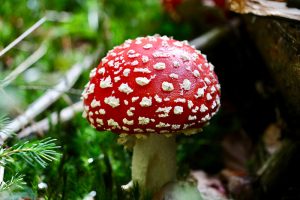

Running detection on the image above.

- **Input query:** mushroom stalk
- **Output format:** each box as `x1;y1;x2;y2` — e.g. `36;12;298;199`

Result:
132;133;176;194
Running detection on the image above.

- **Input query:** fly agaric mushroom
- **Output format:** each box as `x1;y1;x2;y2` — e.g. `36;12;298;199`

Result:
82;35;221;193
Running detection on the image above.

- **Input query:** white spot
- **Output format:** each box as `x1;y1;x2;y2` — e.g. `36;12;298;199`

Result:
180;53;190;62
96;118;104;125
164;97;170;101
123;118;134;125
104;96;120;108
114;76;121;82
108;60;114;67
89;117;94;124
135;39;142;44
191;53;199;61
142;55;149;63
192;106;199;113
209;63;215;71
153;52;170;58
173;41;183;47
124;100;129;105
146;129;155;132
193;70;200;77
100;76;113;88
114;67;123;75
127;107;135;116
118;83;133;94
89;68;97;78
204;77;211;84
216;95;220;105
174;106;183;115
138;117;151;125
156;107;172;114
91;99;101;108
107;119;119;128
131;60;139;66
143;43;153;49
129;53;140;58
171;124;181;130
156;122;171;128
122;126;129;131
211;101;217;109
99;109;106;115
133;68;151;73
206;93;212;100
132;97;139;102
102;57;108;64
210;86;216;93
82;111;87;118
136;77;151;86
201;114;211;122
153;62;166;70
87;83;95;94
169;73;179;79
180;79;191;91
188;100;194;109
154;95;162;103
173;61;180;68
188;115;197;121
134;128;144;133
195;88;205;98
140;97;152;107
200;104;208;113
162;82;174;91
174;98;186;103
123;68;130;77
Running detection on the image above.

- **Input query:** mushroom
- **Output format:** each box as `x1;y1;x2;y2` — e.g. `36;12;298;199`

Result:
82;35;221;194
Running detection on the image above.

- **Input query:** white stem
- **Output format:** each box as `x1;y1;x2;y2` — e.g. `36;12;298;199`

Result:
132;134;176;194
0;166;4;185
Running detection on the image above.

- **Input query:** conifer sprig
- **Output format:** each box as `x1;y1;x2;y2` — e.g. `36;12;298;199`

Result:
0;138;61;168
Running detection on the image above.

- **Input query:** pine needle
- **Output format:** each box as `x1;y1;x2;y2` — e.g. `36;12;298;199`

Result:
0;174;25;192
0;138;61;168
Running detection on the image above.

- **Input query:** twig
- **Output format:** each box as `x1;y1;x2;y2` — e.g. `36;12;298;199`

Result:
0;17;47;57
18;101;83;138
189;18;240;49
1;44;47;88
0;52;98;144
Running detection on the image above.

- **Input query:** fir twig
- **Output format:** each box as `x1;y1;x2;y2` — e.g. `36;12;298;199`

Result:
0;138;61;168
0;174;25;192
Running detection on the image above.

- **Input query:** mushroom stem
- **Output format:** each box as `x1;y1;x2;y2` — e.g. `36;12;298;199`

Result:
132;133;176;194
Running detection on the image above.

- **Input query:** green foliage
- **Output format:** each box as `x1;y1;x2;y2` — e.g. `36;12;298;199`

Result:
0;138;60;168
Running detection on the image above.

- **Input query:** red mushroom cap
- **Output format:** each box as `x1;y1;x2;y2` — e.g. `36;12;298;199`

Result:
82;35;220;135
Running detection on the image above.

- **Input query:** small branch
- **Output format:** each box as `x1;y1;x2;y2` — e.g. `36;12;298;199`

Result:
189;18;240;49
1;44;47;88
18;101;83;138
0;52;98;144
0;17;47;57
